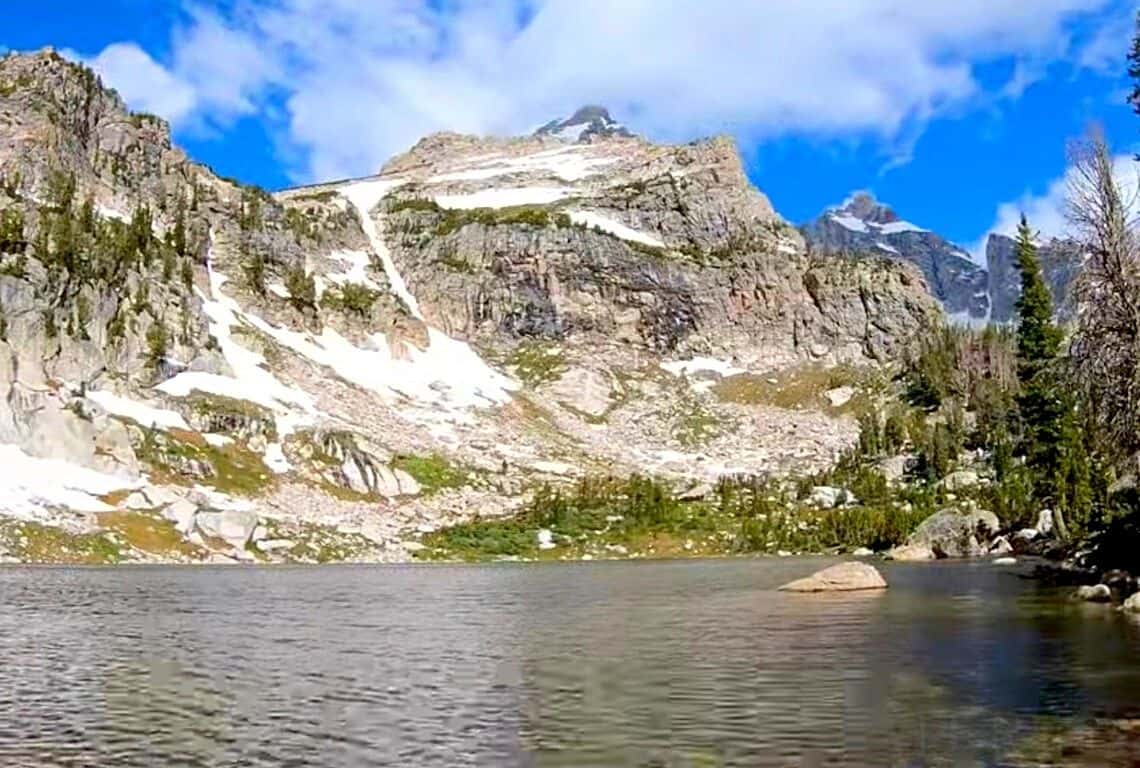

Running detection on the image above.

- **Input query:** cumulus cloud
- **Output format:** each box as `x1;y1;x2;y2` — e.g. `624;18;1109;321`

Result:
84;42;197;124
970;150;1140;263
78;0;1121;181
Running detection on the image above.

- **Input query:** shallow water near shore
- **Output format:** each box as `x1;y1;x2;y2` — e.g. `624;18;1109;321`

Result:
2;558;1139;766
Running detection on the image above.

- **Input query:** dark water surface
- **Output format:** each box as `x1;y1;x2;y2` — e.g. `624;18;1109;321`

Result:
2;559;1139;767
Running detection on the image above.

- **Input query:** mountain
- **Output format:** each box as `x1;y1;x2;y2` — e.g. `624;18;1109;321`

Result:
985;233;1084;323
533;105;634;142
0;50;938;564
802;193;990;322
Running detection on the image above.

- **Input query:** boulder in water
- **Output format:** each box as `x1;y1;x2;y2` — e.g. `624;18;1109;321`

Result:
778;562;887;592
904;508;1000;559
885;544;935;561
1074;584;1112;603
1123;592;1140;613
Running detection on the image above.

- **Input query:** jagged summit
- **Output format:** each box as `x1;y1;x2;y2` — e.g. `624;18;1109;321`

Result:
836;192;902;226
533;105;634;143
802;193;989;322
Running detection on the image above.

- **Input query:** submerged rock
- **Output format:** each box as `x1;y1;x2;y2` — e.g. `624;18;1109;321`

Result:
885;544;936;562
1124;593;1140;613
778;562;888;592
1074;584;1112;603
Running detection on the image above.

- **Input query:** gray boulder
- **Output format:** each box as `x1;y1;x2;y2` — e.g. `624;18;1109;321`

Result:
194;509;259;547
905;508;1000;559
885;544;936;562
808;486;856;509
1074;584;1112;603
940;470;981;492
161;499;198;535
779;562;888;592
1124;592;1140;614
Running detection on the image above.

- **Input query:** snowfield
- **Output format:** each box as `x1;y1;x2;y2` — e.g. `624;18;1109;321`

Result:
0;443;139;518
433;187;573;210
568;211;666;248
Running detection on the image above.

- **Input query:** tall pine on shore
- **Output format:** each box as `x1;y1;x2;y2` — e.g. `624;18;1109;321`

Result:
1013;215;1089;533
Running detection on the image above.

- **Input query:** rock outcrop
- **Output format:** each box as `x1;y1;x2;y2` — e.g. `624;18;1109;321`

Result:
985;233;1083;323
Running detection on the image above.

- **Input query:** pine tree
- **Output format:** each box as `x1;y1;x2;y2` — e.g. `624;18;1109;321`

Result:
1013;215;1068;515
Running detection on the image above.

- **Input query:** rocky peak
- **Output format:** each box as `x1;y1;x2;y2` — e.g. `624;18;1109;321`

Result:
801;193;989;322
533;104;634;143
985;233;1084;323
837;192;900;226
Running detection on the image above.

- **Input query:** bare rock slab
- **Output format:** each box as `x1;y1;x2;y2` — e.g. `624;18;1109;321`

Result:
778;562;888;593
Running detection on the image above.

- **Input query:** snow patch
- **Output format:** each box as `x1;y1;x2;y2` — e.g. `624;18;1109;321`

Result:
0;443;139;518
240;317;516;411
553;122;588;142
157;260;319;459
340;178;420;318
568;211;666;248
830;213;869;233
86;390;189;431
661;357;746;379
434;187;573;210
429;147;618;183
875;241;900;254
325;249;382;290
662;357;746;391
877;220;927;235
96;204;129;222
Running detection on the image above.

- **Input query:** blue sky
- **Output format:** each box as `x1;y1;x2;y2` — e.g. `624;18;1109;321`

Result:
4;0;1138;253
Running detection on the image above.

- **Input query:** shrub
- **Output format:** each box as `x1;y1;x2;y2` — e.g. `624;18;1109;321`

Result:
284;264;316;311
321;281;379;317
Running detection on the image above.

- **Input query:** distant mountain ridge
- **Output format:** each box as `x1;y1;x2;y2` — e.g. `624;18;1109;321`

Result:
801;193;990;322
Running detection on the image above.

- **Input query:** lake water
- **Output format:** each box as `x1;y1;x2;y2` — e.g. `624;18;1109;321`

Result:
2;559;1139;767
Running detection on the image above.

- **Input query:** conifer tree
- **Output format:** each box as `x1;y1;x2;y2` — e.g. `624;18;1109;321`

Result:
1013;215;1068;515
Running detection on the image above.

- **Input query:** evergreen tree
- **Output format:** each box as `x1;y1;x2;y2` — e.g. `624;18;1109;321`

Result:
1013;215;1067;513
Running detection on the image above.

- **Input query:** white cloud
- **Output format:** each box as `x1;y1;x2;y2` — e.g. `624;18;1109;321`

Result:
84;42;197;124
77;0;1119;181
970;151;1140;263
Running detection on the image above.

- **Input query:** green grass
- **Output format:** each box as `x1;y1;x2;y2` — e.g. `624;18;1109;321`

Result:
391;453;471;493
507;342;566;387
416;472;932;562
0;519;122;564
135;427;275;496
262;519;378;563
98;510;201;558
672;400;724;447
711;364;867;412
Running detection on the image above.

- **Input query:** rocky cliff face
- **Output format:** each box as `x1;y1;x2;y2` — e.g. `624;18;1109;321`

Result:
802;193;990;323
985;233;1083;323
0;60;938;564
